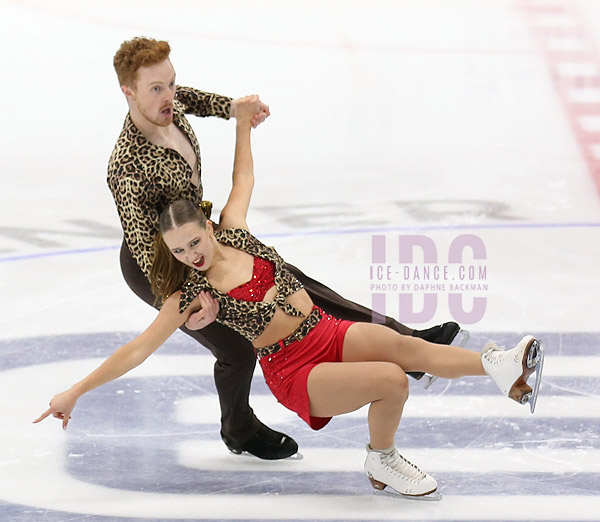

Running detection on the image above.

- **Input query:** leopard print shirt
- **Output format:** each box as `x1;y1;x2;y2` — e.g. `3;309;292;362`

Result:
107;86;232;278
179;228;305;342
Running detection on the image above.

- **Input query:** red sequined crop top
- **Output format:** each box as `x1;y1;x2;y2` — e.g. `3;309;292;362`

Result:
179;228;305;342
227;256;275;301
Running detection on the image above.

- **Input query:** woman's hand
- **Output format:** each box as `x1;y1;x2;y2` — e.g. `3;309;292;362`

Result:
185;291;220;330
33;388;80;430
230;95;269;128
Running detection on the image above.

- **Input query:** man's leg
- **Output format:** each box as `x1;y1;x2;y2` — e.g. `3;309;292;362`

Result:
119;242;298;459
286;263;461;379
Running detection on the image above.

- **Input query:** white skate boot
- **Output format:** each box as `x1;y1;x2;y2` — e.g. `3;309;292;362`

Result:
481;335;545;413
364;445;439;500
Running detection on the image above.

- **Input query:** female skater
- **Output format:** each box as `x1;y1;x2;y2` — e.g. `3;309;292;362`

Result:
35;96;542;498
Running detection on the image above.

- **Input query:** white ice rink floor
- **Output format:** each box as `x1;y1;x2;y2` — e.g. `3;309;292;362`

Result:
1;0;600;520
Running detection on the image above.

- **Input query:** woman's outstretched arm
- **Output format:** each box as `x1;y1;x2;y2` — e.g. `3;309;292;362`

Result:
33;292;201;429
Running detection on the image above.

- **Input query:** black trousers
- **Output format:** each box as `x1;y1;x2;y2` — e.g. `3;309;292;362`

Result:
119;241;416;444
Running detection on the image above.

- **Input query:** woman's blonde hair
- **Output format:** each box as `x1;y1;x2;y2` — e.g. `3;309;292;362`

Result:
150;200;208;304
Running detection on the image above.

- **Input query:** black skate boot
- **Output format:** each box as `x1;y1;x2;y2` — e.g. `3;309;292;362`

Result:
410;322;469;384
412;321;461;345
221;423;300;460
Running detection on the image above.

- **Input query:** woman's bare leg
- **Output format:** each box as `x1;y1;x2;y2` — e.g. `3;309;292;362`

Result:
342;322;485;379
308;322;486;448
307;361;408;449
306;324;440;496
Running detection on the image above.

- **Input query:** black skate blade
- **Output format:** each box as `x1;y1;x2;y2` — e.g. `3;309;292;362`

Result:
528;341;545;414
227;449;304;460
374;488;442;502
423;329;470;389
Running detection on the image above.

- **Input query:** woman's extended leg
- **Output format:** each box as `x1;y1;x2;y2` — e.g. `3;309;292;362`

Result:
341;322;485;379
341;323;542;408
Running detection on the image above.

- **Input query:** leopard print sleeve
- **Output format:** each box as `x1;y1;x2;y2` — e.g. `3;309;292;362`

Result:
175;86;232;119
108;173;159;278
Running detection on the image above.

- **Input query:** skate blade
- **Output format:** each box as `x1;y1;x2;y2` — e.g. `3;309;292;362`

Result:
228;449;304;461
374;488;442;502
528;341;545;414
422;373;437;389
423;329;470;389
455;328;470;348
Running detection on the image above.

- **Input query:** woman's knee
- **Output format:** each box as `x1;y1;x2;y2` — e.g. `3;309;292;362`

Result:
376;362;409;401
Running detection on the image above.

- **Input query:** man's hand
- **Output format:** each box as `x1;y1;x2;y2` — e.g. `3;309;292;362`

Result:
185;291;220;330
230;95;270;128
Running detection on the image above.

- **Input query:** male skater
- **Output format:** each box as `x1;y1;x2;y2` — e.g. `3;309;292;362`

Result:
108;37;460;460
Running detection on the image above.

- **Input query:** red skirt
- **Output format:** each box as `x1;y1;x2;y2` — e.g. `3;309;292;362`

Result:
258;307;354;430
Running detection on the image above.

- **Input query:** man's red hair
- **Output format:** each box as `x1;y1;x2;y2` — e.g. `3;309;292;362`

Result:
113;37;171;87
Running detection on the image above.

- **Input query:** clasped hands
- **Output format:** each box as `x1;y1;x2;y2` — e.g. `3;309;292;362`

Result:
230;94;270;128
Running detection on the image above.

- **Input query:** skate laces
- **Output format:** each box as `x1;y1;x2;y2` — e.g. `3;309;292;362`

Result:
380;449;426;482
482;342;506;365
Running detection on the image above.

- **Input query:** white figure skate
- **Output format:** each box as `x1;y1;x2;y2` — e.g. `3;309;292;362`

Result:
481;335;545;413
364;446;440;500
